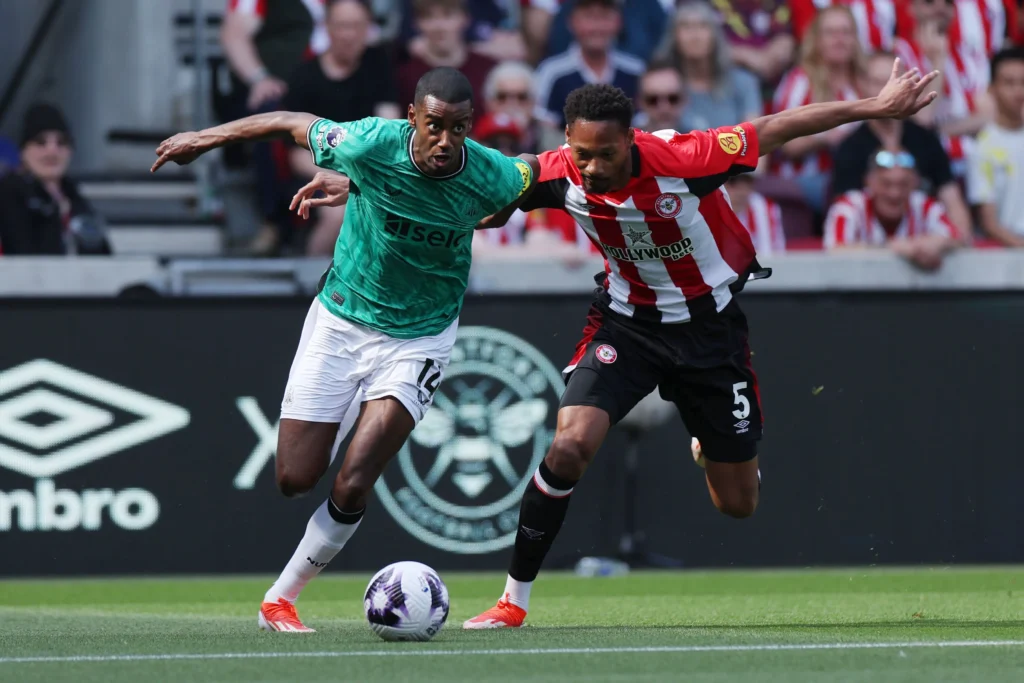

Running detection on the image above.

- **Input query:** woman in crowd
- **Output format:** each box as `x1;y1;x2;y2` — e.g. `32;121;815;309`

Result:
658;1;763;133
771;5;864;212
0;103;109;255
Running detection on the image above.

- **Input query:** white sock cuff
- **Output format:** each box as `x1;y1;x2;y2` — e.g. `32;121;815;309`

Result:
532;467;573;498
310;500;361;547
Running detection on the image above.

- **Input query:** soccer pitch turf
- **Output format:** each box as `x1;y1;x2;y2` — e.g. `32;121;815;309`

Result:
1;568;1022;683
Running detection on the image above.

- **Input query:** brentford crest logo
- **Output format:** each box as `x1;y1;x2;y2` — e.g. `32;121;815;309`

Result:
595;345;617;364
655;193;682;219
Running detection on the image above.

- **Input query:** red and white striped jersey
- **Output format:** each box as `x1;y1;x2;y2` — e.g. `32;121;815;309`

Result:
521;125;763;324
950;0;1016;88
894;36;979;166
824;189;960;247
771;67;860;178
791;0;899;52
733;192;786;255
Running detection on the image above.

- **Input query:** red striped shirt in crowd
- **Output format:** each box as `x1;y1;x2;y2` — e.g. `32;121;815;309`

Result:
824;190;961;248
734;192;786;255
893;35;979;166
521;124;764;324
770;67;860;178
791;0;900;52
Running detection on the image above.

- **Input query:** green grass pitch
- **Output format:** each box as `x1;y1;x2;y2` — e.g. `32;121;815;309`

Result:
1;567;1022;683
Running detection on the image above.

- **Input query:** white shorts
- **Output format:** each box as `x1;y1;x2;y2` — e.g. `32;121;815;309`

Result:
281;299;457;426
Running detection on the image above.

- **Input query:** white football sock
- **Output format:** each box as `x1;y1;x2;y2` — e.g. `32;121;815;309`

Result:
264;500;362;604
503;575;532;611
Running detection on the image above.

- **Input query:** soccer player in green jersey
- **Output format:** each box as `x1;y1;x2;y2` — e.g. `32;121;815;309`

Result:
152;67;538;632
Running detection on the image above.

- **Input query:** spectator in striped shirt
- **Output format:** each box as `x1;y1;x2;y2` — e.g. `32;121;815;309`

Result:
791;0;901;52
532;0;645;135
657;2;764;135
824;149;962;270
771;5;865;212
726;174;786;255
896;0;993;177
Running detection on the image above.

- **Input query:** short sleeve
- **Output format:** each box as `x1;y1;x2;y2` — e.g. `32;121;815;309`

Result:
476;146;534;212
650;123;760;196
924;198;959;238
306;117;383;175
966;140;995;205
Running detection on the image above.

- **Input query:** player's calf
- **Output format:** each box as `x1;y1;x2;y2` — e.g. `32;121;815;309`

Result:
703;455;760;519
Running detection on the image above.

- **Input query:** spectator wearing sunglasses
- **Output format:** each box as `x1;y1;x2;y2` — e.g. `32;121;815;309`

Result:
832;51;971;234
656;2;763;134
635;62;686;133
0;103;110;256
482;61;541;153
824;149;962;270
968;47;1024;247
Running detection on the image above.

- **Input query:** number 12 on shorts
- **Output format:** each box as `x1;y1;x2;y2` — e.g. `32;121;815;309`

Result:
417;359;442;398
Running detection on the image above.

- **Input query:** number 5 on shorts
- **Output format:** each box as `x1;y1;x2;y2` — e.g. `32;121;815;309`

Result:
731;381;750;419
417;359;442;398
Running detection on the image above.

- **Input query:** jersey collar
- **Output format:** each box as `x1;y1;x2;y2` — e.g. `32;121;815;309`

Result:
407;129;467;179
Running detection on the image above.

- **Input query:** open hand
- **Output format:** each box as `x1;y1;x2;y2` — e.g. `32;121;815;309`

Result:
876;58;940;120
290;171;351;220
151;132;205;172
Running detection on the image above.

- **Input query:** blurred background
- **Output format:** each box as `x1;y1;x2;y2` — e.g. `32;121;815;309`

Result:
0;0;1022;577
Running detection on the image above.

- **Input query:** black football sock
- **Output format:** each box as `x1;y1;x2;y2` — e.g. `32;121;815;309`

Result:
508;460;578;586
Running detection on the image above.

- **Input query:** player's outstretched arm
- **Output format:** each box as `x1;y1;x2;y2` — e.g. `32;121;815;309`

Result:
475;154;542;230
752;59;939;157
151;111;317;172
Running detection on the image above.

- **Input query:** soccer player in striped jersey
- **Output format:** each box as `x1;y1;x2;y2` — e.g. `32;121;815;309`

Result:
463;59;939;629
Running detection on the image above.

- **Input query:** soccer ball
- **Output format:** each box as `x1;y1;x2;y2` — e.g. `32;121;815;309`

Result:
363;561;450;642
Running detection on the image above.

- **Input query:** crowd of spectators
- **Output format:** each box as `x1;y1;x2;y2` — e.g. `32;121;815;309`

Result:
3;0;1024;271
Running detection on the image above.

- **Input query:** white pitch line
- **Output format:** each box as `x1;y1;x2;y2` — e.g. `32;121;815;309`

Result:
2;640;1023;665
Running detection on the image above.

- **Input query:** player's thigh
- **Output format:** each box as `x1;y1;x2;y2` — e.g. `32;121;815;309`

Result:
662;354;763;465
560;312;661;427
278;301;364;478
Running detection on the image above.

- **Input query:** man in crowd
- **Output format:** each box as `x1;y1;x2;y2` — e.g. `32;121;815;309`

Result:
833;51;972;235
533;0;645;132
634;61;686;133
825;149;962;270
284;0;400;256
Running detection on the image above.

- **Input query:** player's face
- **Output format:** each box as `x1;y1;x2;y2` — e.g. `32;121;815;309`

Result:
991;60;1024;122
21;130;72;183
566;120;633;194
867;166;916;223
409;96;473;174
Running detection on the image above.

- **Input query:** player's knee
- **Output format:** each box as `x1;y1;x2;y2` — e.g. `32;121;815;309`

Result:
714;488;758;519
276;467;318;498
545;434;592;481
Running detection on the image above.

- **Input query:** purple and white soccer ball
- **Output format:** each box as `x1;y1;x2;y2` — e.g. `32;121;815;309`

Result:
363;561;450;642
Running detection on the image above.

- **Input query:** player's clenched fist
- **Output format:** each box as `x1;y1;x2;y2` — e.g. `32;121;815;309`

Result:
290;171;351;219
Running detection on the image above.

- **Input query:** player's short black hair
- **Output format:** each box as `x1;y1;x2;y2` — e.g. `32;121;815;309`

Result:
990;46;1024;82
414;67;474;107
563;84;634;131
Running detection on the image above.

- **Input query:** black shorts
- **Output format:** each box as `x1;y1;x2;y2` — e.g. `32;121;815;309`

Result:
560;298;763;463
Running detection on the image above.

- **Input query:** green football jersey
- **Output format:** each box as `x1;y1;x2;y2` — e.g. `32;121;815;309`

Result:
306;117;532;339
